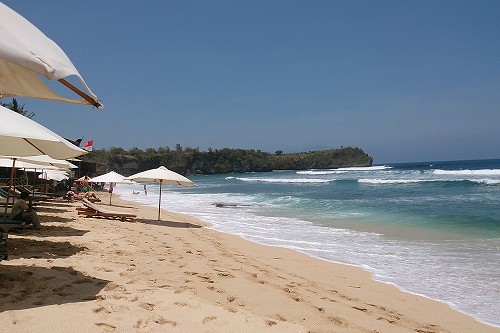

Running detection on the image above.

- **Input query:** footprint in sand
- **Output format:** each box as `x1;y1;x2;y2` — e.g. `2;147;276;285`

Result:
155;317;177;326
328;316;349;327
197;275;214;283
202;316;217;324
377;317;396;324
94;267;113;272
139;302;155;311
265;320;277;326
93;306;112;314
273;314;287;322
207;285;224;293
95;322;116;332
104;283;126;292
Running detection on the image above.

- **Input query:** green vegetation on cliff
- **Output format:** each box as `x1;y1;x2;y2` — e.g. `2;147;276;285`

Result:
83;146;373;176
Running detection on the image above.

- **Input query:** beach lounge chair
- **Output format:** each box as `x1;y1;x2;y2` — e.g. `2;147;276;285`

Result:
15;186;55;201
0;218;30;232
0;188;42;204
78;199;136;221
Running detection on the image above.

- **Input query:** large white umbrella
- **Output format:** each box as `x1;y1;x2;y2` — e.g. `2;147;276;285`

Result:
126;166;195;220
89;171;131;184
39;170;69;182
0;105;86;159
89;171;132;205
17;155;77;170
0;156;61;170
0;105;86;216
0;3;102;107
0;155;70;196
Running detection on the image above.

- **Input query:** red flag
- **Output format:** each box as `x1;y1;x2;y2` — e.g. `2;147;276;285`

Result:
83;140;93;151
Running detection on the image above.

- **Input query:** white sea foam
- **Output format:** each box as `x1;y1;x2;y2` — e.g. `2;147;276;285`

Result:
358;178;429;184
234;177;334;184
336;165;392;171
433;169;500;176
359;178;500;185
297;170;347;175
297;166;392;175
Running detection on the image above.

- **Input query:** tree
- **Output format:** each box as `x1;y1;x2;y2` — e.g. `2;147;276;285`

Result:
0;98;35;118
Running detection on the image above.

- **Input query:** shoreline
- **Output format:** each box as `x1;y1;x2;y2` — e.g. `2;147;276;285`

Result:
0;191;497;332
118;186;499;328
189;224;498;328
104;191;500;330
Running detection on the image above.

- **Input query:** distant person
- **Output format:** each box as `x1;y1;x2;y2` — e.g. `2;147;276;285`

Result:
10;191;41;229
144;184;147;196
83;191;100;202
82;176;90;192
64;190;77;201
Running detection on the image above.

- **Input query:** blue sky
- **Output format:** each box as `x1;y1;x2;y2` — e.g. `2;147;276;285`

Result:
2;0;499;164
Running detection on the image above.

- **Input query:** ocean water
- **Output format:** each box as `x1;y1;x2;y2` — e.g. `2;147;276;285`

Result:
114;159;500;327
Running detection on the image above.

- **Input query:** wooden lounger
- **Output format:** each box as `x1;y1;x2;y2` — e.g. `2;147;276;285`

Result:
78;199;136;221
0;218;30;232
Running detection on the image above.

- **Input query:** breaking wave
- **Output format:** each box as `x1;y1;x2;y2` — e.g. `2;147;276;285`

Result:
433;169;500;176
232;177;334;184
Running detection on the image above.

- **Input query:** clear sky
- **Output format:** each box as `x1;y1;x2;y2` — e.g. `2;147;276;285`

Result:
2;0;499;164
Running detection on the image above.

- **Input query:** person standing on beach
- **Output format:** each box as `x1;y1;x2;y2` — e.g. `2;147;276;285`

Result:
81;175;90;193
144;184;147;196
10;191;41;229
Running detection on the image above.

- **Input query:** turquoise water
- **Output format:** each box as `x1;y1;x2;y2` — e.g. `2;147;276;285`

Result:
115;159;500;327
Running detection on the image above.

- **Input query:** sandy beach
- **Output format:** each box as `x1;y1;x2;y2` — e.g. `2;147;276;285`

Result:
0;192;497;333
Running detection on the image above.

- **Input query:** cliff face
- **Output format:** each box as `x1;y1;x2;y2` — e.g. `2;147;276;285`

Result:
273;147;373;171
85;146;373;176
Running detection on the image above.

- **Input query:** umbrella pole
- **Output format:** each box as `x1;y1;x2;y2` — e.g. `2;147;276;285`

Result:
4;158;16;219
109;192;112;205
58;78;103;108
158;181;163;221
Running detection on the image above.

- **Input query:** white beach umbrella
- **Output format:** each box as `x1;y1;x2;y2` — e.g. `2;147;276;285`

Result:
39;170;69;181
16;155;77;170
0;156;60;170
0;3;102;107
89;171;132;205
0;105;86;216
0;155;70;191
0;105;86;160
89;171;131;184
126;166;195;220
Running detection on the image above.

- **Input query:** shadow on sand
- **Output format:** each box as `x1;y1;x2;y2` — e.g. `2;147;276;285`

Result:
6;237;87;259
35;206;69;214
135;218;202;229
9;225;89;238
39;214;75;224
0;265;110;311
